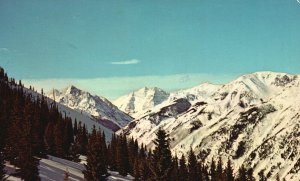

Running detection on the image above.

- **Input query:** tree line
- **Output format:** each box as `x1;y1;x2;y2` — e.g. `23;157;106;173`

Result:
84;127;274;181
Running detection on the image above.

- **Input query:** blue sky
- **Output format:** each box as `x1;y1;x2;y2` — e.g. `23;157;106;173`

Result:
1;0;300;99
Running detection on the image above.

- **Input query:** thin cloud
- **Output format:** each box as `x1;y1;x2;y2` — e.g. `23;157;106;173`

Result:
111;59;140;65
0;48;9;53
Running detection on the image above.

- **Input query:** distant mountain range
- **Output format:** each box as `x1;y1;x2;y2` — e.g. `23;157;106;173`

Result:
44;71;300;180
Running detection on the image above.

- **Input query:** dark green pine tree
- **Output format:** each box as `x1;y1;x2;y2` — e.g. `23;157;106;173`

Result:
82;124;88;155
108;134;118;171
216;157;225;181
133;159;140;181
6;96;23;165
63;118;74;157
225;159;234;181
54;121;64;157
188;148;199;181
31;102;44;156
73;119;78;136
18;100;40;181
149;128;173;181
171;154;179;181
237;165;247;181
18;153;40;181
178;155;188;181
83;127;107;181
210;158;217;181
127;137;138;174
138;144;146;160
197;162;204;181
100;131;108;167
44;122;55;155
139;159;150;181
202;164;210;181
71;122;88;158
116;135;130;176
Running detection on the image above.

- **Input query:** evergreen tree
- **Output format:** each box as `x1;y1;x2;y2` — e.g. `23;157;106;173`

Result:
216;157;225;181
171;154;179;181
18;100;40;181
72;122;88;157
197;162;204;181
100;131;108;167
18;155;40;181
54;121;64;157
62;118;74;158
128;137;138;174
73;119;78;136
237;165;247;181
202;164;210;181
83;127;107;181
116;135;130;176
138;144;146;160
6;96;23;165
139;159;150;181
149;128;173;181
108;134;117;171
31;103;44;156
225;159;234;181
44;122;55;154
178;155;188;181
133;159;140;181
188;148;199;181
210;158;217;181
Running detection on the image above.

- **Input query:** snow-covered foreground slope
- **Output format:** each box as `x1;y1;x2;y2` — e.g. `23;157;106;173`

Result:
47;85;132;131
5;156;133;181
119;72;300;180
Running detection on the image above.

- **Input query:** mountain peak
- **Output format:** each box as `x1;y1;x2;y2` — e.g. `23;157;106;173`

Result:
46;86;132;131
114;86;170;117
63;85;82;94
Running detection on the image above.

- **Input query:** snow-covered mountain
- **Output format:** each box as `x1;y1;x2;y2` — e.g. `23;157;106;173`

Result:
22;86;114;141
119;71;300;180
113;87;170;117
47;85;132;131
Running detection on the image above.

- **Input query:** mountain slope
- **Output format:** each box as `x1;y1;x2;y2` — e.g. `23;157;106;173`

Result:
119;71;300;180
23;87;114;140
47;85;132;131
